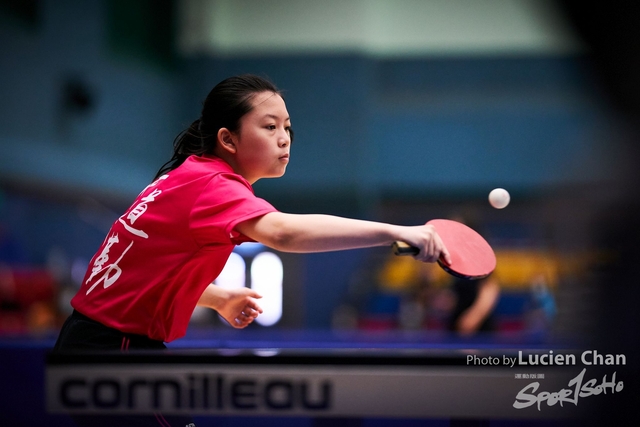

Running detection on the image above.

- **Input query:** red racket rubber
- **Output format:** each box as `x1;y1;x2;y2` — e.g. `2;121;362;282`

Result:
392;219;496;280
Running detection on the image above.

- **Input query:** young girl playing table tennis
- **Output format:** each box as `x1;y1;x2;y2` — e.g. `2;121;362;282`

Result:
53;74;450;427
54;74;450;353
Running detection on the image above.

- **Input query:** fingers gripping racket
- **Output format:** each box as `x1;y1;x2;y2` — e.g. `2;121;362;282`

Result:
392;219;496;280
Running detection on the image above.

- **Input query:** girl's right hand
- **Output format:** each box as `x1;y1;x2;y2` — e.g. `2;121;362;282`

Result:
397;224;452;265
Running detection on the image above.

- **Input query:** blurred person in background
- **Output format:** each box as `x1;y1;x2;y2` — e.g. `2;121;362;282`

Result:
447;275;500;335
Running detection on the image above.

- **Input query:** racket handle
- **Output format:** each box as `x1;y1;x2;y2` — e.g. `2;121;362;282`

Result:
392;241;419;256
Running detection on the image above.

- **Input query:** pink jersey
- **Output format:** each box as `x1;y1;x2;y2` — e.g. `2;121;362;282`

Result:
71;155;277;342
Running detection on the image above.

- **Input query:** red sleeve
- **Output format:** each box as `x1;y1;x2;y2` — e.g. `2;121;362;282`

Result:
190;173;277;245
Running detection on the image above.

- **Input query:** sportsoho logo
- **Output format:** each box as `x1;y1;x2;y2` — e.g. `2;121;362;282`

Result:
47;367;332;414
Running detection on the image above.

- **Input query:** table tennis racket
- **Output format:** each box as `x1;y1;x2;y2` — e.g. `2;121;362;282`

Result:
392;219;496;280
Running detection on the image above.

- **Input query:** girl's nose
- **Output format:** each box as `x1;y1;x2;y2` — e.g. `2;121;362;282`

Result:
279;132;290;147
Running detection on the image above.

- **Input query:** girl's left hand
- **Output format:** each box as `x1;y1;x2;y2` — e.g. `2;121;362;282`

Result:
216;287;264;328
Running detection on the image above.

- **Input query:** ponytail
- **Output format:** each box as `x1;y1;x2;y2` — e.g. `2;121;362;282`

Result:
154;118;211;180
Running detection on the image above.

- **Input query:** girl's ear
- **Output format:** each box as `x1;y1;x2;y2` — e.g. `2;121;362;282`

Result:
217;128;237;154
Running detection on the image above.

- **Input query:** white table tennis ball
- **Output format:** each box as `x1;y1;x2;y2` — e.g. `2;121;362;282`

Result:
489;188;510;209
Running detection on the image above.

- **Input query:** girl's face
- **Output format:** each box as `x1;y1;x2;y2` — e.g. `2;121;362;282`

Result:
232;91;292;183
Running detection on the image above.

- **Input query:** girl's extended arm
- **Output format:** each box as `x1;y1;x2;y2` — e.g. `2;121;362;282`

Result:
235;212;451;264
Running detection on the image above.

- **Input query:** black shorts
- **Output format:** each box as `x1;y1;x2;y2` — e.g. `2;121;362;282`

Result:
53;310;166;352
53;310;196;427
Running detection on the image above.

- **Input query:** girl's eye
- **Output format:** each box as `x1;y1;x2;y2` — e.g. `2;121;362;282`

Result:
267;125;276;130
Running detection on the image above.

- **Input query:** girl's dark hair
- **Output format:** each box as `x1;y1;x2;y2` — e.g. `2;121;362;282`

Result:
154;74;288;179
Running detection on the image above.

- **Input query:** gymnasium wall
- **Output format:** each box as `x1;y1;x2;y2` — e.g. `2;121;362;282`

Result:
1;0;621;201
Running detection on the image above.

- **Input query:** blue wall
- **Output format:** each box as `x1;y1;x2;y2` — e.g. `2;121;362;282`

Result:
0;0;185;196
0;0;615;202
